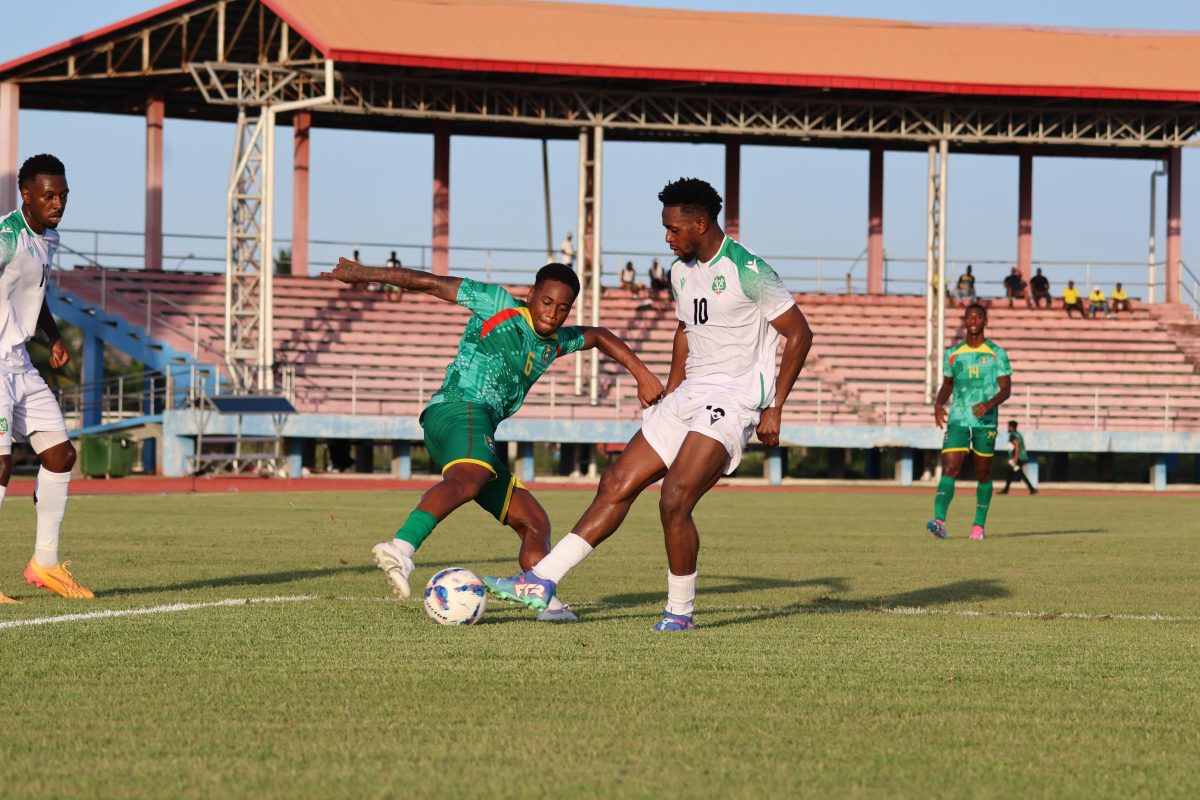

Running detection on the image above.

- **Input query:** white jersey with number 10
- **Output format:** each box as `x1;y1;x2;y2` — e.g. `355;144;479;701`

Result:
670;237;796;410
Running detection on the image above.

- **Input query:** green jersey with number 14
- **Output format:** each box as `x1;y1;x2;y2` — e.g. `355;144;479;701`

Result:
943;338;1012;428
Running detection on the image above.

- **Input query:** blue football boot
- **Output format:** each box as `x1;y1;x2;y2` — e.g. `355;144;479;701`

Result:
651;610;696;632
482;570;556;612
926;518;947;539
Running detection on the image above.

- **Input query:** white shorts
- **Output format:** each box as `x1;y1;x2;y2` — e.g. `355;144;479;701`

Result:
641;386;760;475
0;370;68;455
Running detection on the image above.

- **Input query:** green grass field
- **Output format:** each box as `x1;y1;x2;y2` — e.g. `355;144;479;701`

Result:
0;487;1197;798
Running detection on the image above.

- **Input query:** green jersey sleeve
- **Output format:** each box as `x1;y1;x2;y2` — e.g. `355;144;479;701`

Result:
995;344;1013;377
554;326;586;358
456;277;518;318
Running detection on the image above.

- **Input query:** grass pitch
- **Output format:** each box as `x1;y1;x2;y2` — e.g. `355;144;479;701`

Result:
0;487;1198;798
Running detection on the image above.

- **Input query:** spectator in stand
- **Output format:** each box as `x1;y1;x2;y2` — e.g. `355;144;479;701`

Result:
620;260;641;296
931;269;952;307
1003;267;1030;308
1111;282;1131;314
384;250;404;302
559;232;576;268
1030;268;1051;308
649;257;670;294
1062;280;1085;318
955;265;977;305
1088;286;1112;319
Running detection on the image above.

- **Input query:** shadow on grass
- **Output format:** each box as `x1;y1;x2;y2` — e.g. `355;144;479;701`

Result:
581;577;1010;628
1001;528;1109;539
96;565;377;598
94;556;520;599
698;578;1011;629
597;574;851;609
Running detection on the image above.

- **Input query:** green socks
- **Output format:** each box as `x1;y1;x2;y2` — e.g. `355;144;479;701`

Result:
974;481;993;527
395;509;438;551
933;475;955;520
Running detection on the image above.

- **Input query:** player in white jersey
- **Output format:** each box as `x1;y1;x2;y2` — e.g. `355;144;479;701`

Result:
0;154;92;604
486;177;814;630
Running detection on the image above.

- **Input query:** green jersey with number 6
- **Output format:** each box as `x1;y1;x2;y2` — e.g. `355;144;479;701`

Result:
427;277;585;422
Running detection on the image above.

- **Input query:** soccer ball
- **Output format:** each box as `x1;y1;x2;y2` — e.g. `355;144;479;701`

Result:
422;567;488;626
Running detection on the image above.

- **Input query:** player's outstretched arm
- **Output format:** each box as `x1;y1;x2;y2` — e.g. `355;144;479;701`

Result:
321;257;462;303
757;306;814;447
972;374;1012;420
664;321;689;395
933;377;954;428
37;298;70;369
581;327;664;407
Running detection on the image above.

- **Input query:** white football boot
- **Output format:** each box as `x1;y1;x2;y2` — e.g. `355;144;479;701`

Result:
536;598;579;623
371;539;414;599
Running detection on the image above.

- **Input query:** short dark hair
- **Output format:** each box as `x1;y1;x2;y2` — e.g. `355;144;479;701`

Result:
18;154;66;189
965;301;988;318
659;177;722;222
534;262;580;297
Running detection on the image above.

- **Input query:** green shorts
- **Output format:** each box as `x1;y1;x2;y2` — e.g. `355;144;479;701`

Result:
942;424;998;457
421;401;523;523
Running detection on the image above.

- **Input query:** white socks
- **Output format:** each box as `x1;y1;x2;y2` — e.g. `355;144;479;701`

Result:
665;571;697;617
531;532;594;584
0;484;6;511
392;539;416;560
34;467;71;568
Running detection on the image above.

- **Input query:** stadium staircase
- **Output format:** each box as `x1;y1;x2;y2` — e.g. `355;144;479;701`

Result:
49;268;224;409
50;269;1200;433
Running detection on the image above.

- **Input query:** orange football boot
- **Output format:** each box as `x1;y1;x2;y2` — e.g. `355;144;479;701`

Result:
24;559;95;599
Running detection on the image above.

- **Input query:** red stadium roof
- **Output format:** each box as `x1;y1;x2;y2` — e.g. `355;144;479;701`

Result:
5;0;1200;103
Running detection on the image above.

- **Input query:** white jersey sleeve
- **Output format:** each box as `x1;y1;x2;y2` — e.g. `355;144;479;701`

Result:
0;210;57;373
737;255;794;323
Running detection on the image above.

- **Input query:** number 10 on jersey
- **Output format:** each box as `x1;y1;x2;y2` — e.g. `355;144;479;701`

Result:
692;298;709;325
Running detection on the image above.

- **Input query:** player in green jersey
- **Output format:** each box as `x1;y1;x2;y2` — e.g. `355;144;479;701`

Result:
999;419;1037;495
322;257;664;621
928;303;1012;541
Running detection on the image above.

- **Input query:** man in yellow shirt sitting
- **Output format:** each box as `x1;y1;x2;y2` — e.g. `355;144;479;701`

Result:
1111;282;1131;314
1088;286;1112;319
1062;280;1085;318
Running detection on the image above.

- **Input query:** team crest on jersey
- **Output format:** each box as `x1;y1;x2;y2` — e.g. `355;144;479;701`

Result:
541;344;554;363
0;418;7;434
484;435;495;453
711;275;727;295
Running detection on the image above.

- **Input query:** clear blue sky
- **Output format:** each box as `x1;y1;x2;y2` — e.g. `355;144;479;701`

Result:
4;0;1200;292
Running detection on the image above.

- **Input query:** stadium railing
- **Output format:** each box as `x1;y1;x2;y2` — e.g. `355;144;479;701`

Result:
52;227;1169;302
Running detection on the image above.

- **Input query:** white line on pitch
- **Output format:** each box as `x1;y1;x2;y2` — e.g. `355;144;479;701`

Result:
877;606;1198;622
0;594;317;631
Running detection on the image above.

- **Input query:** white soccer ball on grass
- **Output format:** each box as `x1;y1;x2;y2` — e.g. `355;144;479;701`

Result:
422;567;488;626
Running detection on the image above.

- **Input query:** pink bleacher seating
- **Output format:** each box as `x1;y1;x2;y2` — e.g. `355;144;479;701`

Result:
53;268;1200;432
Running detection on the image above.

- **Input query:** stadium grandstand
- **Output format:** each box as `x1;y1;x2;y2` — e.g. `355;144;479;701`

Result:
2;0;1200;487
